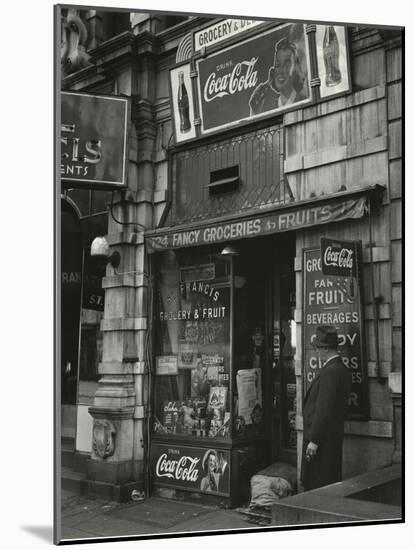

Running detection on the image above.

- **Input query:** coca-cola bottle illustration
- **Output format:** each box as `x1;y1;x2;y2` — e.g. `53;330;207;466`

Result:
323;26;342;87
177;71;191;133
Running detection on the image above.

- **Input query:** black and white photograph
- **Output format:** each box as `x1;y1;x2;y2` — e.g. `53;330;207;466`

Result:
50;1;405;546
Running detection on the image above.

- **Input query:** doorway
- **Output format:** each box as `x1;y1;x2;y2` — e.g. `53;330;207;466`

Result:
233;233;296;466
61;199;83;438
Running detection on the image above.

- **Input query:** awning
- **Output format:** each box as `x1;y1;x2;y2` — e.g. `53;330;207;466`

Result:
145;185;384;252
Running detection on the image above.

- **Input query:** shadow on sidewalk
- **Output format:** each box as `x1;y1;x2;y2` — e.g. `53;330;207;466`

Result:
21;526;53;543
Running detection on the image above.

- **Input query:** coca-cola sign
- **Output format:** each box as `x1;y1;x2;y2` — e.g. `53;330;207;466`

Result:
170;63;197;144
315;25;351;99
196;23;311;134
320;238;358;277
151;444;231;495
203;58;259;103
156;453;200;483
303;247;367;419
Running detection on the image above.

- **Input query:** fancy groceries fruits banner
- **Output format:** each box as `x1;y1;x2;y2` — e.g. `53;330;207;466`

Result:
151;444;231;495
196;23;311;133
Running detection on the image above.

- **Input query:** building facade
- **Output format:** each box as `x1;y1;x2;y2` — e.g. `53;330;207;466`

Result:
59;7;403;505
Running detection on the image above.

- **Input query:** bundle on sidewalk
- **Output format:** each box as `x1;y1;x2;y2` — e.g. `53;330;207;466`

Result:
237;462;297;525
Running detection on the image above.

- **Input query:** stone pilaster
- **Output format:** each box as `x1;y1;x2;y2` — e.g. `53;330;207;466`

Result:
86;30;159;500
87;406;137;500
86;220;148;499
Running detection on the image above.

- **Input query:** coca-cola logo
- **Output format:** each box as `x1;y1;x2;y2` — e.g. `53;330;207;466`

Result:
323;246;354;269
156;453;200;483
203;58;259;103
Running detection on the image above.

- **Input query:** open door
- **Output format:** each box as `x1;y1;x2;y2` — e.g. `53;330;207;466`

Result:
233;234;296;467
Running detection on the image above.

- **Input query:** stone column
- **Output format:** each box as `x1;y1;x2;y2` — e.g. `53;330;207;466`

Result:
87;43;159;499
388;372;402;463
87;211;147;500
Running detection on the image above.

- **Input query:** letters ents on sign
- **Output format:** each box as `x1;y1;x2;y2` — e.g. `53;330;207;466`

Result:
61;92;128;188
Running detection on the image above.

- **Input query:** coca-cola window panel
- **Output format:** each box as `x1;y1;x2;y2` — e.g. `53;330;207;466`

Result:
152;444;231;496
316;25;351;99
196;23;312;135
170;64;197;144
154;251;231;440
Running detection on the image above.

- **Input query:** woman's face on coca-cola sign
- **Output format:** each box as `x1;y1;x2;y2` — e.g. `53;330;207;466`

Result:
208;453;217;471
272;48;295;94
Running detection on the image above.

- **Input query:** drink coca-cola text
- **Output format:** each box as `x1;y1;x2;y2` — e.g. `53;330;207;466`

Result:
156;453;200;483
323;246;353;270
203;58;259;103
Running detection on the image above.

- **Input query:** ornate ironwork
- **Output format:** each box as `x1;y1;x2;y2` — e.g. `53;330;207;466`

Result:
171;124;287;225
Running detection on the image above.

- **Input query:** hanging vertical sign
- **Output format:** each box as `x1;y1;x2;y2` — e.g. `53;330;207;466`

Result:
303;246;368;419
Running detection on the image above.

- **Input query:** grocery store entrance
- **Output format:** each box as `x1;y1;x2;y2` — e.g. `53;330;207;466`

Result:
233;232;297;466
150;232;297;504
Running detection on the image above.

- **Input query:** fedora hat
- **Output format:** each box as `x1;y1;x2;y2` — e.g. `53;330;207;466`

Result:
314;326;340;348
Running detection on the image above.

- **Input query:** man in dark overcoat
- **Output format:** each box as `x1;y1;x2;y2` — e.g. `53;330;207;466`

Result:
301;326;352;491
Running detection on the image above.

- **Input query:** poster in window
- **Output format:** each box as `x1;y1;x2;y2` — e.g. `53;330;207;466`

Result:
178;342;198;369
316;25;351;99
236;368;262;425
207;386;227;419
156;355;178;376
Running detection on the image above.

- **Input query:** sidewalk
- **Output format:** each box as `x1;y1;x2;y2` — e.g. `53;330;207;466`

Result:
60;490;264;542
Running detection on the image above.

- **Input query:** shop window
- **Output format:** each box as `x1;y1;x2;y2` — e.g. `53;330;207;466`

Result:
154;250;231;439
76;250;105;405
79;313;103;383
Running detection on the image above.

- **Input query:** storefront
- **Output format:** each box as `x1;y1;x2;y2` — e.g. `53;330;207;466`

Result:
142;17;401;505
146;183;383;505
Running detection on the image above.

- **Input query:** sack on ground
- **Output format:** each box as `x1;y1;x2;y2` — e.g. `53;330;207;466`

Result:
257;462;297;489
249;474;293;510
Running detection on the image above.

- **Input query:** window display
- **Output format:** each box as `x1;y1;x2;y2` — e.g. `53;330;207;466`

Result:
154;251;231;439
